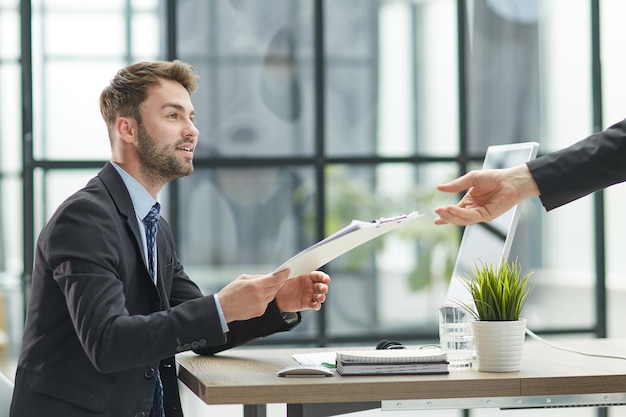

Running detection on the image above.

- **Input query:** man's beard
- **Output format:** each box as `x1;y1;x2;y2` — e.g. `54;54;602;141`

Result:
136;124;194;185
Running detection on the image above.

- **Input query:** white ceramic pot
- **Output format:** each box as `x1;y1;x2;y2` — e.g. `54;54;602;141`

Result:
471;318;527;372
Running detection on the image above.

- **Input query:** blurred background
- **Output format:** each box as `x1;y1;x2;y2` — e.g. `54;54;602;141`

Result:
1;0;626;416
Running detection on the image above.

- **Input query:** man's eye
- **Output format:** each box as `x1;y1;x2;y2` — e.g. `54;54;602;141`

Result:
167;113;178;119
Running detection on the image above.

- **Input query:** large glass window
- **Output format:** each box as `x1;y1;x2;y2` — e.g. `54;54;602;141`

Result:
31;0;161;161
169;0;607;345
531;0;598;334
601;0;626;339
175;0;462;344
0;0;22;372
164;0;617;347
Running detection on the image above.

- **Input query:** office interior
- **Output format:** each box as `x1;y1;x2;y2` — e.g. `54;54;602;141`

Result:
1;0;626;416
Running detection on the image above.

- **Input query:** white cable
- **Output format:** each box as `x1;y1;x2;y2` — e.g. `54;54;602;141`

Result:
525;327;626;361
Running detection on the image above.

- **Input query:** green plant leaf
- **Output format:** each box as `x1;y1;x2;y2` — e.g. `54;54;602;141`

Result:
455;258;534;321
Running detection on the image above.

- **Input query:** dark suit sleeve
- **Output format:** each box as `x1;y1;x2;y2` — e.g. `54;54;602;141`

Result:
192;301;301;356
161;238;301;356
162;228;302;356
527;118;626;211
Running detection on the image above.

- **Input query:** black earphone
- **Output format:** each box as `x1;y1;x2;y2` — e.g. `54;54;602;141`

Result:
375;339;406;350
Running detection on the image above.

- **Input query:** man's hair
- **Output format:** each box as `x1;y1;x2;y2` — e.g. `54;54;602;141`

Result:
99;60;200;140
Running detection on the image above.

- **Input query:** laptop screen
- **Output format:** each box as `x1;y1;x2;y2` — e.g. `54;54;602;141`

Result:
444;142;539;306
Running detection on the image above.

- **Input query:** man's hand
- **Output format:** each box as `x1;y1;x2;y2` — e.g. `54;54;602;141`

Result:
217;269;290;323
275;270;331;312
434;164;540;226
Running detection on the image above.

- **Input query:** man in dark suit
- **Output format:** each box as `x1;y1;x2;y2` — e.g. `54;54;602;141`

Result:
10;60;330;417
433;118;626;225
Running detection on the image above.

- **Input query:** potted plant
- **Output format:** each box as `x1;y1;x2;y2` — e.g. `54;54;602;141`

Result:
456;259;534;372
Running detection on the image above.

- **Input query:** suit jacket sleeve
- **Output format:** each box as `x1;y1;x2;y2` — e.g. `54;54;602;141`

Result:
162;235;301;356
527;118;626;211
192;301;300;356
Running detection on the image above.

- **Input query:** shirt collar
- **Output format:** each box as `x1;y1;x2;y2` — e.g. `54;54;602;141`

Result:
110;162;159;220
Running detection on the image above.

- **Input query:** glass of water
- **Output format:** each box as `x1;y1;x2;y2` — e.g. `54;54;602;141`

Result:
438;304;474;370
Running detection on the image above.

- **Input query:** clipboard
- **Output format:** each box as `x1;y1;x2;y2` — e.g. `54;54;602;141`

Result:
273;211;423;278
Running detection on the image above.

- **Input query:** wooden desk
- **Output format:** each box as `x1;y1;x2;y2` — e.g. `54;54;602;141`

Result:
177;338;626;417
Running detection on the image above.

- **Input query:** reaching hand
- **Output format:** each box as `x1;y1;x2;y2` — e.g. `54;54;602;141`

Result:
433;164;539;226
275;270;330;312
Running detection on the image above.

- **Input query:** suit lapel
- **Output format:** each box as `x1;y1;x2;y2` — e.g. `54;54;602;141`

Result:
97;163;157;286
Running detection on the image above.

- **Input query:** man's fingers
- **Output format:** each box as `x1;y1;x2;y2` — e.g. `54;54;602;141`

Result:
315;282;329;294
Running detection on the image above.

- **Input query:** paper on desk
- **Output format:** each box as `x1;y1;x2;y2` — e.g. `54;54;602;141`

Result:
292;351;337;367
273;211;423;278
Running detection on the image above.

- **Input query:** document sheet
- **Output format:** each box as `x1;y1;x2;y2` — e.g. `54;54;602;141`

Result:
273;211;423;278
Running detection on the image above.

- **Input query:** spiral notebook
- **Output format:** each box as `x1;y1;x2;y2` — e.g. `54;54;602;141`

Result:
335;348;448;376
335;348;447;364
336;361;449;376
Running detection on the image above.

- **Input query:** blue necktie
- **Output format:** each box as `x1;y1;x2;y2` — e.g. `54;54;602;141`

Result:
143;203;160;282
142;203;165;417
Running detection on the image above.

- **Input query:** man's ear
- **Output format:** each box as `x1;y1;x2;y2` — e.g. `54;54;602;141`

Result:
115;116;138;144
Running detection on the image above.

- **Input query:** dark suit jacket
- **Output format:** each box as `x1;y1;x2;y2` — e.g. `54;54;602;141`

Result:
10;162;299;417
527;118;626;210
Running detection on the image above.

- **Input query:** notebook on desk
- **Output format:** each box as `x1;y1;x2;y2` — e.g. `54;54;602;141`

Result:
444;142;539;307
335;348;449;375
335;348;446;363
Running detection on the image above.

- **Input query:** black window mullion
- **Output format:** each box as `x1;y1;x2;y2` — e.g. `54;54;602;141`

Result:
20;0;34;313
314;0;327;346
590;0;607;341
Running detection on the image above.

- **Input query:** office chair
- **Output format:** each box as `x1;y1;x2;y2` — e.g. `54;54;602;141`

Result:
0;372;13;417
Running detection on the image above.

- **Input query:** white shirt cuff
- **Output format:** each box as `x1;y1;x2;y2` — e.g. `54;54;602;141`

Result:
213;294;229;333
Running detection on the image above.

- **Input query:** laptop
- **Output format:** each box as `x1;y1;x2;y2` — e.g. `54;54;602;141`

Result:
444;142;540;307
